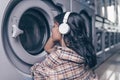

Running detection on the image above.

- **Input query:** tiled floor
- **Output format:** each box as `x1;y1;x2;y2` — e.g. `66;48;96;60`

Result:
95;51;120;80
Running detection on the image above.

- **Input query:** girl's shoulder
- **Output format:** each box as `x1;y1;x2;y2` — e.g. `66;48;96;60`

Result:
53;45;85;63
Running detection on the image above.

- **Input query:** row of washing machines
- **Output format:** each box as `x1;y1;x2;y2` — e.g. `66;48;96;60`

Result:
0;0;95;80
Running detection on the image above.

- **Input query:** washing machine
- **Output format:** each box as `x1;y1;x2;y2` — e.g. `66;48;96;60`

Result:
0;0;61;80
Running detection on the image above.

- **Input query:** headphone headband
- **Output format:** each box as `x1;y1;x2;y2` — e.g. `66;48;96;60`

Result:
63;12;71;23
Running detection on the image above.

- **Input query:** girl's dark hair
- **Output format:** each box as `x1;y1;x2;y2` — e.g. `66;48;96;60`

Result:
54;12;97;68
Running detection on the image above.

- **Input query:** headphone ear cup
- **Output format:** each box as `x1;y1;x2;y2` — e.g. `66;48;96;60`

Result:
59;23;70;35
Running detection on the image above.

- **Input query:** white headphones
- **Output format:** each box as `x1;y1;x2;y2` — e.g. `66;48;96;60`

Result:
59;12;71;35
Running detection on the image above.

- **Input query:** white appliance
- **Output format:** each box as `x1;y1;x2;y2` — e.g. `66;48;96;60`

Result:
0;0;61;80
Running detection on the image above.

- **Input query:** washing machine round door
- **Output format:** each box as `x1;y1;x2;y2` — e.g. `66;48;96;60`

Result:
2;0;54;74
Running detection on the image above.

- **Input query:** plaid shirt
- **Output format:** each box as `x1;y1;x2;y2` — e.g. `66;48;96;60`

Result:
31;46;98;80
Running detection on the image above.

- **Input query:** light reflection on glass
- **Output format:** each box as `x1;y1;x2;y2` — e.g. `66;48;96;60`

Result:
107;5;116;23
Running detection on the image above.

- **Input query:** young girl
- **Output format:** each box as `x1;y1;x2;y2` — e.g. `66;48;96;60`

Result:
31;12;98;80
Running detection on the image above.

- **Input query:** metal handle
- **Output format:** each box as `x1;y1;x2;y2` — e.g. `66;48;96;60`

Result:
12;24;24;38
